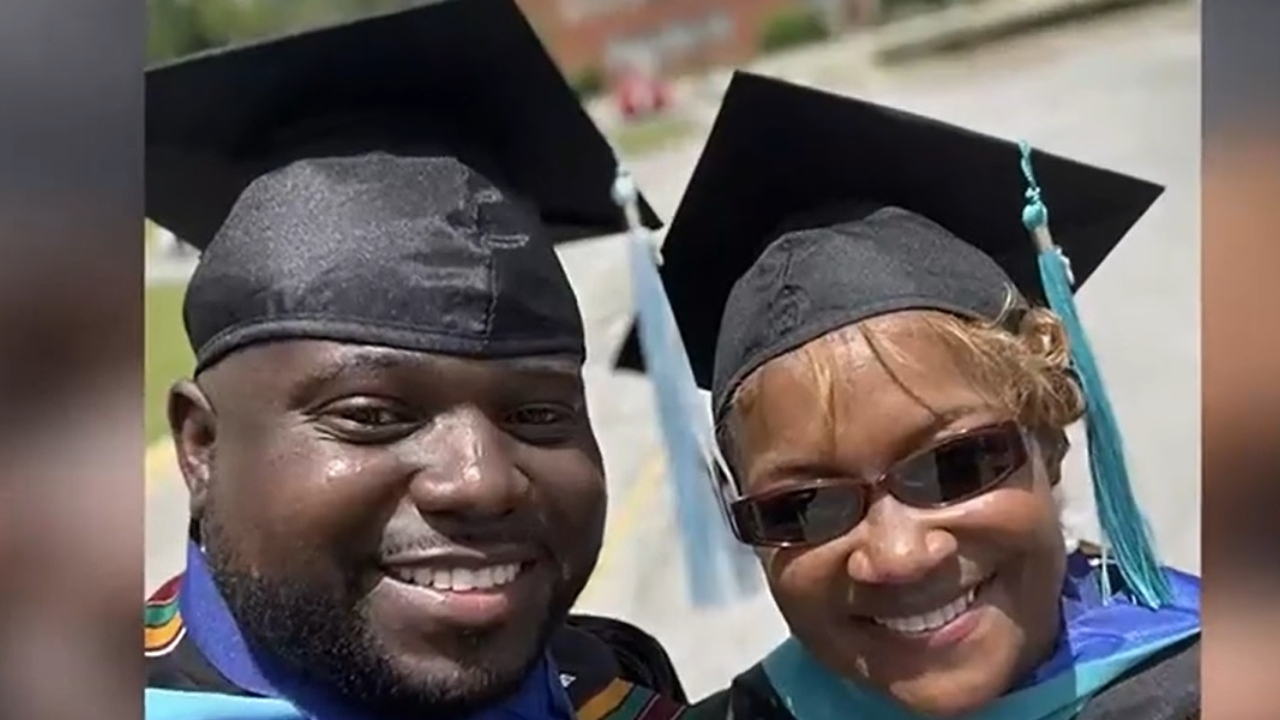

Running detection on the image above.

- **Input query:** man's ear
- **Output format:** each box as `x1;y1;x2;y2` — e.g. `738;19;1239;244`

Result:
1038;428;1071;488
168;379;216;531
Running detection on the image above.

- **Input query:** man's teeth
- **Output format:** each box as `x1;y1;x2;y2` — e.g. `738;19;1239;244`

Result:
388;563;523;592
873;587;978;634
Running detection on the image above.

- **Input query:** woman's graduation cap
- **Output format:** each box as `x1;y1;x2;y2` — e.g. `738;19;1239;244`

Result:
146;0;661;251
616;72;1174;609
147;0;664;374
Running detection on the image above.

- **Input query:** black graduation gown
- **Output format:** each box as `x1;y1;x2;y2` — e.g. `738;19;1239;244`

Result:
688;635;1199;720
145;573;690;720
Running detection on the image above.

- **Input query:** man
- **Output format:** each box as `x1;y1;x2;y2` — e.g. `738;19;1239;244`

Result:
143;2;684;718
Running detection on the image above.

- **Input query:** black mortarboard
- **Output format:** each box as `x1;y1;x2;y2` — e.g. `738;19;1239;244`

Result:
147;0;663;373
146;0;659;249
614;72;1163;419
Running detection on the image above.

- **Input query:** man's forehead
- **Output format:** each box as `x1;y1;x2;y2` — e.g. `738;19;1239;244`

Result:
258;341;580;374
330;346;579;371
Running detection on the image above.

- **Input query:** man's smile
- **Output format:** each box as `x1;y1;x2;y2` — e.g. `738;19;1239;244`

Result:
374;553;549;629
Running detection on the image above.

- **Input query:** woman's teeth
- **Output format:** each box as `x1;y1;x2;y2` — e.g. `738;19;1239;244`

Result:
873;586;978;634
386;563;523;592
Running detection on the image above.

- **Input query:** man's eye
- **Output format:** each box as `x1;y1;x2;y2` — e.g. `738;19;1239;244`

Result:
506;405;573;426
314;399;419;445
328;404;409;428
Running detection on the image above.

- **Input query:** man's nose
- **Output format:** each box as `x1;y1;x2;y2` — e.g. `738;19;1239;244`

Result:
844;492;956;585
405;406;528;521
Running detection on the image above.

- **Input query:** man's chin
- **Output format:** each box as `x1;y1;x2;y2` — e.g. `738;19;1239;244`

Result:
374;618;551;707
376;645;543;716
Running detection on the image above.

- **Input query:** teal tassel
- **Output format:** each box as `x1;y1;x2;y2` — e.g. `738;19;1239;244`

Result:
612;166;762;608
1018;141;1172;608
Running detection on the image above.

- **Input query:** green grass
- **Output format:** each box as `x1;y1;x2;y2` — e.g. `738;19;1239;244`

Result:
146;283;193;443
610;115;696;158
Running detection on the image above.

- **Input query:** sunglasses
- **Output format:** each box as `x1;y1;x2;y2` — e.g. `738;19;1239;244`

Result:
717;421;1030;548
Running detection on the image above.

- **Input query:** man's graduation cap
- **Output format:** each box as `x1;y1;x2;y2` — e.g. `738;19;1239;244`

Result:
147;0;663;373
146;0;660;250
616;72;1174;609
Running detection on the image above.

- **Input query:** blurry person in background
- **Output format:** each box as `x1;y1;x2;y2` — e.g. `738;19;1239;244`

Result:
0;224;142;719
143;2;687;719
1203;131;1280;720
620;73;1200;720
1202;3;1280;716
0;0;142;715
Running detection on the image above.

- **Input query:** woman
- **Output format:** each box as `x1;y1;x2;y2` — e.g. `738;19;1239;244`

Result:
616;72;1200;720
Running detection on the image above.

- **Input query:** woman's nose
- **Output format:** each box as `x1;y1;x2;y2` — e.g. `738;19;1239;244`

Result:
845;493;957;585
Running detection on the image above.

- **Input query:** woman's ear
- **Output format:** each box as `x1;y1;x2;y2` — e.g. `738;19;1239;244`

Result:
1038;428;1070;487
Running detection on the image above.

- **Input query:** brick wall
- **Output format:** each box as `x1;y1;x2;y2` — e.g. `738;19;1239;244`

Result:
518;0;846;80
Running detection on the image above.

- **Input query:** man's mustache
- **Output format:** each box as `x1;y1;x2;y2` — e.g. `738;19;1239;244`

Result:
378;515;548;559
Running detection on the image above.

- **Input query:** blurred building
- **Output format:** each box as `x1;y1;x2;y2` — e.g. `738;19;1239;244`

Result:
518;0;880;80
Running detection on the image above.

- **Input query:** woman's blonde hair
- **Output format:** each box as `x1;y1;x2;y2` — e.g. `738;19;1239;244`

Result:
720;306;1086;469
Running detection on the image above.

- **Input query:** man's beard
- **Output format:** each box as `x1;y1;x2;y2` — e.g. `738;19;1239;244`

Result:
201;516;568;719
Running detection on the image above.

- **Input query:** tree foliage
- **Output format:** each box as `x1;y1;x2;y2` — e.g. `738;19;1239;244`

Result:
147;0;423;64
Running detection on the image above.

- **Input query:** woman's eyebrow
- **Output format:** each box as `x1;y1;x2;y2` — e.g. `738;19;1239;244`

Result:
895;403;1007;444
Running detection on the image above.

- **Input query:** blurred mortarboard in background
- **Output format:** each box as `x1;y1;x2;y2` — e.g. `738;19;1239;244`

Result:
146;0;660;250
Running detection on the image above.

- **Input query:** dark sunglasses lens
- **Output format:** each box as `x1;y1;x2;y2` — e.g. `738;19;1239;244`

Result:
895;423;1028;506
731;484;864;546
